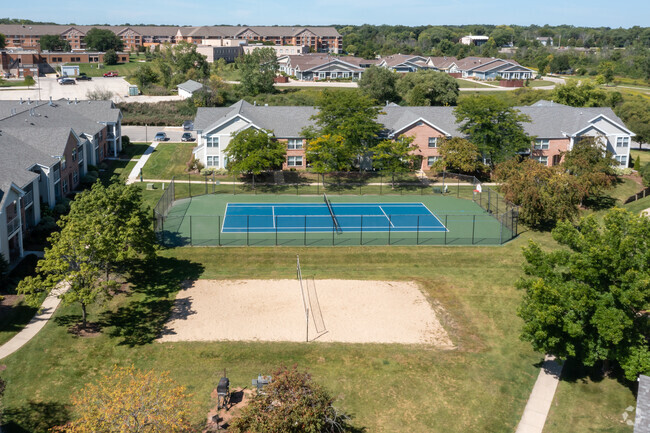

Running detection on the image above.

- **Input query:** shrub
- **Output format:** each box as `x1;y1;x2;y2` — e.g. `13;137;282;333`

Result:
104;49;118;66
613;167;634;176
121;135;131;148
641;163;650;187
187;157;204;173
200;168;215;176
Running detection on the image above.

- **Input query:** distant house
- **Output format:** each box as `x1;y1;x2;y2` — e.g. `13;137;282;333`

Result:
278;54;370;81
460;35;490;46
536;37;554;47
177;80;205;99
451;57;535;80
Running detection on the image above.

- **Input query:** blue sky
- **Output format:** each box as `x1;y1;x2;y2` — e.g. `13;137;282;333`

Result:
3;0;646;28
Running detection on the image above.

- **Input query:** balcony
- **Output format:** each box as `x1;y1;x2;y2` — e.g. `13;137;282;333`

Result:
7;215;20;236
24;190;34;208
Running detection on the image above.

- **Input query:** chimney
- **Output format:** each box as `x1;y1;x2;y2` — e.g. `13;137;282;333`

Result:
27;97;31;104
19;97;23;104
74;98;78;104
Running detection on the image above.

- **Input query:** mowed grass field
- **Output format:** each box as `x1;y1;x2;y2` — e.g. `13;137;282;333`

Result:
142;142;195;179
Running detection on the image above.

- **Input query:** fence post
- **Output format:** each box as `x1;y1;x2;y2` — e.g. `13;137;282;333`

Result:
500;216;504;244
233;174;236;195
246;215;249;247
416;215;420;245
275;215;278;246
304;215;307;246
472;215;475;245
380;174;383;196
161;218;165;247
188;174;191;198
218;215;221;247
457;177;460;197
496;194;499;215
189;216;193;247
444;215;447;245
488;189;491;213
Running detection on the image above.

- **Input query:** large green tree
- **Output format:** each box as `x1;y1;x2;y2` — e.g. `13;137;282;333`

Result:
552;81;608;107
39;34;70;51
432;137;484;174
84;28;124;52
236;47;279;96
454;95;532;166
304;134;355;174
230;365;354;433
561;136;616;200
358;66;399;104
371;136;418;187
396;70;459;106
225;128;286;186
103;49;118;66
304;89;384;161
616;97;650;144
518;208;650;380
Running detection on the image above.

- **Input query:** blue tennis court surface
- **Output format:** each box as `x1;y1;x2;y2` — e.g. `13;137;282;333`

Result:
222;202;447;233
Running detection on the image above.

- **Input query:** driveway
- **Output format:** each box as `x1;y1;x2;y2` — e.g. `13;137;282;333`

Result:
122;125;194;143
0;76;182;103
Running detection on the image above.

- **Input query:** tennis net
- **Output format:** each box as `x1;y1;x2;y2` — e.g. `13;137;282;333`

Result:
323;193;342;234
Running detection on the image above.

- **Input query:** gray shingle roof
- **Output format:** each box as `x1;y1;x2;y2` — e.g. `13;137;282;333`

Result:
636;375;650;433
194;100;632;141
177;80;204;94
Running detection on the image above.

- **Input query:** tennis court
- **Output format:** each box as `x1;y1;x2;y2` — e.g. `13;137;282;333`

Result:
222;200;447;233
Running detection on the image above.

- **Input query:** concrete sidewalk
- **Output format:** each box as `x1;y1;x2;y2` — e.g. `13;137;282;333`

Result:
515;355;564;433
0;283;69;360
126;142;159;184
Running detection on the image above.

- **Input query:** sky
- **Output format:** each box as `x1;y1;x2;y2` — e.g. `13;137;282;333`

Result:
2;0;647;28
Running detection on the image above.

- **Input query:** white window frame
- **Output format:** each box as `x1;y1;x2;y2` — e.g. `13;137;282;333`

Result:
206;135;219;148
71;149;77;162
318;72;326;79
331;72;338;79
207;155;219;167
427;156;439;166
72;170;79;185
616;136;629;148
615;155;628;166
428;137;438;148
342;72;350;78
61;156;67;170
287;156;303;167
534;139;550;150
287;138;303;150
62;178;68;193
533;155;548;165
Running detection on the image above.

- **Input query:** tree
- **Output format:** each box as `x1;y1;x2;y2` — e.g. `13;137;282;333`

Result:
454;95;532;166
358;66;399;104
396;70;459;106
24;75;35;87
84;28;124;52
133;64;158;88
236;47;279;96
517;208;650;380
305;89;384;161
552;81;608;107
597;61;616;85
561;136;616;200
305;134;355;175
495;158;582;229
103;49;118;66
230;365;354;433
616;98;650;144
0;33;5;49
371;136;418;187
634;155;641;171
432;137;484;174
39;34;70;51
53;366;192;433
225;128;286;186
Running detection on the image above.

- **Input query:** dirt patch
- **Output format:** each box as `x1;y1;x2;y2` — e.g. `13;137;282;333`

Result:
159;279;454;347
67;322;102;338
205;387;254;431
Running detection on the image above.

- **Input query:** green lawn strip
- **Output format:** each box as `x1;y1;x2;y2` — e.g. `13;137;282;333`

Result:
65;60;149;78
609;177;644;204
624;194;650;214
630;149;650;168
542;360;636;433
0;237;547;433
527;80;555;88
0;300;38;347
142;142;195;180
455;79;495;89
121;142;151;160
0;80;34;88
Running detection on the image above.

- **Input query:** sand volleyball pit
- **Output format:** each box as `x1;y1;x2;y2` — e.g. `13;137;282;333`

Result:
159;279;453;346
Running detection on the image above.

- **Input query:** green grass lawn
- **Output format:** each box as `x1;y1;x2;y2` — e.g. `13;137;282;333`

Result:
66;59;152;78
455;78;494;88
121;142;150;160
528;80;555;88
631;149;650;168
142;142;195;179
0;79;35;87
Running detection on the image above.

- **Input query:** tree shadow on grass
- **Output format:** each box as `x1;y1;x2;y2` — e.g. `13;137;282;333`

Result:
583;194;617;211
554;358;637;394
2;401;70;433
101;256;204;346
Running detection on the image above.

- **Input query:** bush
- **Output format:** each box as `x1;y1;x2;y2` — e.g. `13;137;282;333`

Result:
641;163;650;187
121;135;131;148
80;173;99;188
200;168;214;176
186;157;204;173
104;49;118;66
30;216;59;244
613;167;634;176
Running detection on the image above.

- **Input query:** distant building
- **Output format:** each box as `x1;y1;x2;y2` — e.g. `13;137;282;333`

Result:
177;80;205;99
536;37;554;47
243;44;309;56
460;35;490;46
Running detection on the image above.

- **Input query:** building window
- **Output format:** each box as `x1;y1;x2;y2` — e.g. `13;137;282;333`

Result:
287;138;303;149
288;156;303;166
616;136;629;148
73;170;79;185
318;72;326;79
206;135;219;148
615;155;628;166
61;156;66;170
534;139;550;150
71;149;77;162
99;130;103;141
427;156;439;166
331;72;338;79
533;156;548;165
207;156;219;167
342;72;350;78
428;137;438;148
62;178;68;193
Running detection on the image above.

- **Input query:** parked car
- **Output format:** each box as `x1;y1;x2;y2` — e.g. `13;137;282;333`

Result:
103;71;119;77
76;74;92;81
154;132;168;142
181;132;195;142
182;120;193;131
59;77;76;85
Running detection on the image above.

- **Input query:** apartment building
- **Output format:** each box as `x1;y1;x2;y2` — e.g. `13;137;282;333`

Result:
0;99;123;264
192;100;634;173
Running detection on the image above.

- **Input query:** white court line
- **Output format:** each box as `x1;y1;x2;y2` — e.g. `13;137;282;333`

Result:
378;206;395;228
419;202;449;233
272;205;276;228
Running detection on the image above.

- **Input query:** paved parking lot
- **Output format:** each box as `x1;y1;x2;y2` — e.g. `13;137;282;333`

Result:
0;76;182;103
122;125;195;143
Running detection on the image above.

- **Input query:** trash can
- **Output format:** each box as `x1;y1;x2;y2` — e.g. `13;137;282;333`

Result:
128;85;139;96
